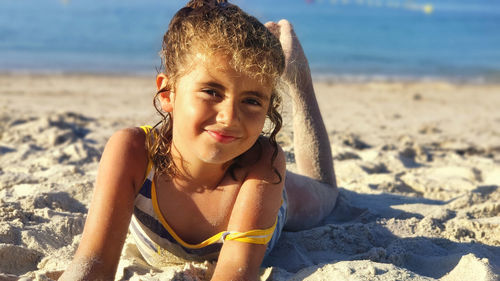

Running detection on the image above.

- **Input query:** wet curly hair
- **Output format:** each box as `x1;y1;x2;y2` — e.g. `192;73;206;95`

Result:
148;0;285;181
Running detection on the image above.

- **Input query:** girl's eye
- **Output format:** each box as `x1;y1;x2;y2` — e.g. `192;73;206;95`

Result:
202;89;218;97
244;98;262;106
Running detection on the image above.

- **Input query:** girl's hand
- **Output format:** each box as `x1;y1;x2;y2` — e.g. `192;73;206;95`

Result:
265;19;312;86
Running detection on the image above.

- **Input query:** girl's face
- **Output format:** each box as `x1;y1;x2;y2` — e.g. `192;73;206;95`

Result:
159;53;272;166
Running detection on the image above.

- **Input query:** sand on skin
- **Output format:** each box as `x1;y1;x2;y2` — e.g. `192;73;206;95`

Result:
0;74;499;280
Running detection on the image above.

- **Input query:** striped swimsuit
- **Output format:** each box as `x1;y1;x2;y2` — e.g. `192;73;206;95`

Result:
129;126;287;266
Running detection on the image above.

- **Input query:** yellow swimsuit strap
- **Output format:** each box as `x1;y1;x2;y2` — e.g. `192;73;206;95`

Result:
140;125;154;177
140;125;153;135
222;220;277;245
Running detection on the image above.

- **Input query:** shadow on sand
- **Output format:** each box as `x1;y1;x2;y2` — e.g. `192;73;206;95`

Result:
264;188;500;279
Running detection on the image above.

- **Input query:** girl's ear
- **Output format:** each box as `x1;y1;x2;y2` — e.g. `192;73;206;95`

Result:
156;74;174;112
156;73;168;90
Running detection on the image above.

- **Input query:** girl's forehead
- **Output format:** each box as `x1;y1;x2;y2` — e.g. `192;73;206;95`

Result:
192;51;274;84
193;51;231;71
189;52;241;78
177;50;227;75
194;52;210;62
180;52;272;94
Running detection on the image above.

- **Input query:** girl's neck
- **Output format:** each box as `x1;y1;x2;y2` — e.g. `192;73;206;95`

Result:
171;148;230;192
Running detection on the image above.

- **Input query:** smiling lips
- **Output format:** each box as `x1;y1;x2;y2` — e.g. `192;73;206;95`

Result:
206;130;238;143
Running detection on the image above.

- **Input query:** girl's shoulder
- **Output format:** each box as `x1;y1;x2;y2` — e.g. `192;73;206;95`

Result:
241;136;286;183
107;127;149;154
102;127;150;191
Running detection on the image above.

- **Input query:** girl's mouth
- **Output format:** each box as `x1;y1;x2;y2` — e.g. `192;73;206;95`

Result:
206;130;237;143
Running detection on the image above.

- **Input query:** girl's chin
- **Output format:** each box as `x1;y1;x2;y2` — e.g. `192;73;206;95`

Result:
197;149;244;165
199;155;235;165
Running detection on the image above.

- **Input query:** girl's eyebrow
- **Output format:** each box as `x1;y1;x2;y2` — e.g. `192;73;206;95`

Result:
199;81;225;91
245;91;270;102
197;81;270;101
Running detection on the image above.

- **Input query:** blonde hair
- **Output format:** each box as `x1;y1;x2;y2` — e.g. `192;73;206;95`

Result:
148;0;285;181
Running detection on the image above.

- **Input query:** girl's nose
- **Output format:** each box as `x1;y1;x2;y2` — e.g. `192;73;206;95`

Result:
216;100;239;126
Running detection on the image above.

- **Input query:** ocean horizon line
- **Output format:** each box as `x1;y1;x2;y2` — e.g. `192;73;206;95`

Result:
2;68;498;85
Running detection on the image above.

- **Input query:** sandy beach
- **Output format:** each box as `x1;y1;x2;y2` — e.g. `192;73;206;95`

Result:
0;73;499;280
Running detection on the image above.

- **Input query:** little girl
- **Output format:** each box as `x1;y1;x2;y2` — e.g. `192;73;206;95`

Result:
60;1;338;280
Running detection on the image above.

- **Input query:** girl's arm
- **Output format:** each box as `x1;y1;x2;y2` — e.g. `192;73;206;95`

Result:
59;128;148;281
211;142;286;281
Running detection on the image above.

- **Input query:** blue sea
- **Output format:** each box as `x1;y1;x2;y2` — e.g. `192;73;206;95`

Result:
1;0;500;82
